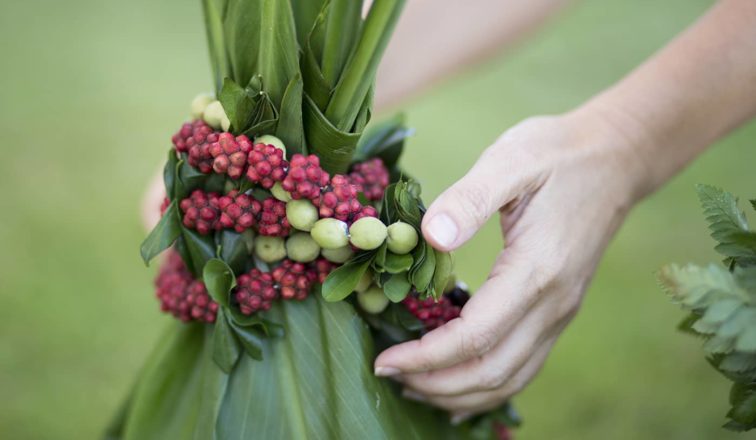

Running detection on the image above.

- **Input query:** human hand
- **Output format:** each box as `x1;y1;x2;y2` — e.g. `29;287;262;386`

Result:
374;109;646;422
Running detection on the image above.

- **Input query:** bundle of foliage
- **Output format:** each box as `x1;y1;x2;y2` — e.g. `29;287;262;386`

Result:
659;184;756;432
107;1;521;439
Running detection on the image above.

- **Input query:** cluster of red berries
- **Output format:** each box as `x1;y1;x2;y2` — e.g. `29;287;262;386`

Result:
247;143;288;188
350;158;390;201
155;251;218;323
172;120;219;173
257;198;290;236
209;133;254;179
402;286;470;331
179;190;221;235
218;190;258;233
233;258;331;315
282;154;331;200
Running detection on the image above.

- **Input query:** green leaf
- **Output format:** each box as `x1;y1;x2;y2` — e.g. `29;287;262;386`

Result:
182;228;217;277
432;250;454;301
218;230;248;274
320;0;363;87
203;258;236;308
303;95;362;174
140;202;181;265
275;73;305;155
202;0;231;94
658;263;749;310
735;320;756;352
291;0;327;47
229;321;264;360
325;0;406;130
322;257;372;302
219;78;255;133
728;382;756;426
355;114;412;170
163;149;179;200
696;184;756;265
213;309;242;373
412;242;436;294
384;273;412;302
382;252;413;274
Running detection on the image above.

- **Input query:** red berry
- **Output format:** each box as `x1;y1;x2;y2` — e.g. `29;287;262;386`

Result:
172;120;220;174
235;269;279;314
350;158;390;201
317;175;379;224
179;190;221;235
257;197;291;237
281;154;329;200
217;190;261;233
209;133;254;179
155;251;218;323
247;143;288;189
272;259;317;300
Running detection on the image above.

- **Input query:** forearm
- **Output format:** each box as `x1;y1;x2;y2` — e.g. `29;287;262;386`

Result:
375;0;570;110
580;0;756;201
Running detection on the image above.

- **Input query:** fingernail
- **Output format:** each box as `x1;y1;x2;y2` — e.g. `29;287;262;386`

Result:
426;214;458;248
402;389;428;402
374;366;401;377
450;412;473;426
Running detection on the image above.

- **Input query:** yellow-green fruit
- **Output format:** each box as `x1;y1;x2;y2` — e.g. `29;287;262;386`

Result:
349;217;387;250
311;218;350;249
357;286;389;314
190;93;215;119
321;246;354;263
254;236;286;263
254;134;287;155
286;200;318;231
355;270;373;293
286;232;321;263
386;221;419;254
203;100;231;132
271;182;292;202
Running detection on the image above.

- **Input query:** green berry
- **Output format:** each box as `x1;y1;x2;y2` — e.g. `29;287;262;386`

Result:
254;236;286;263
355;270;373;293
321;246;354;264
203;100;231;131
271;182;292;202
286;200;318;232
386;221;419;254
286;232;321;263
357;285;389;314
311;218;349;249
349;217;387;250
254;134;287;155
190;93;215;119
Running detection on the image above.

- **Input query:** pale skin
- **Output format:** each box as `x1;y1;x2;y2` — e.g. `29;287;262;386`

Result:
145;0;756;423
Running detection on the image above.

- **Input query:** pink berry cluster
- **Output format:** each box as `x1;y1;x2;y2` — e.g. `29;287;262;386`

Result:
172;120;219;173
179;190;291;237
350;158;390;202
155;251;218;323
402;286;471;331
234;258;331;315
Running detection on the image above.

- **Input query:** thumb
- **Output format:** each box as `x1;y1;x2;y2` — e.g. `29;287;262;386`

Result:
421;146;542;251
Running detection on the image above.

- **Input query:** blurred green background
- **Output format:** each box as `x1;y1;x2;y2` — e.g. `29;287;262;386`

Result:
1;0;753;438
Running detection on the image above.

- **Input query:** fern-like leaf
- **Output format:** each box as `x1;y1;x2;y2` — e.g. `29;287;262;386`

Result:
696;184;756;265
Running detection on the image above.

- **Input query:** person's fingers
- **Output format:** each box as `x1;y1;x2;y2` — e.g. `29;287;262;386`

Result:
397;298;553;396
403;336;556;415
421;141;548;251
375;247;543;376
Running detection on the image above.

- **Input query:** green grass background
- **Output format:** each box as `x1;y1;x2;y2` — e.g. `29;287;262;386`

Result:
1;0;754;438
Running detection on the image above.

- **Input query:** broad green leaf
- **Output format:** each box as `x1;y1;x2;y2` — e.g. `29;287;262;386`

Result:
140;202;181;265
304;96;362;174
291;0;327;47
355;114;413;170
384;273;411;302
202;0;231;94
203;258;236;308
412;242;436;293
322;257;372;302
321;0;363;87
213;309;242;373
229;322;264;360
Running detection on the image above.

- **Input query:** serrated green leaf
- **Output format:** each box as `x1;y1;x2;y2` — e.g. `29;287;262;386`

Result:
322;257;372;302
696;184;756;264
728;382;756;426
140;202;181;265
658;263;749;309
718;352;756;374
735;321;756;352
701;299;743;326
203;258;236;308
213;309;242;373
384;273;411;302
